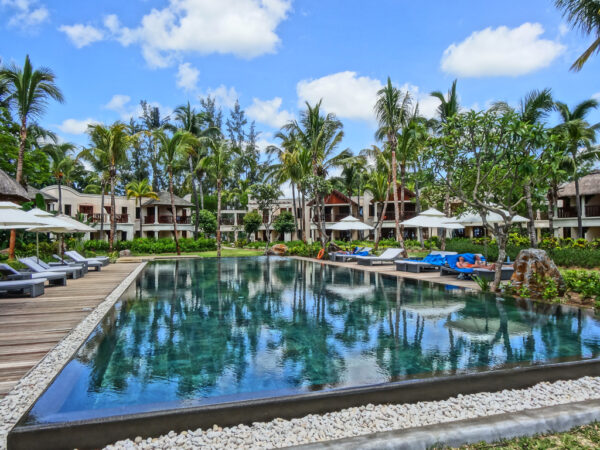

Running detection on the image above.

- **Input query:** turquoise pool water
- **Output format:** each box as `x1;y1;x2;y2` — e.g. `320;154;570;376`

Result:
24;257;600;424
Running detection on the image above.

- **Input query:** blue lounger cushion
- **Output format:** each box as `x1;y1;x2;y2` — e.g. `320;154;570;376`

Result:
444;253;485;273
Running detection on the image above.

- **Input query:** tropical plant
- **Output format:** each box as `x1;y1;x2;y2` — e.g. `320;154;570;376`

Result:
250;182;282;253
43;142;77;214
125;179;159;238
374;77;411;255
243;210;262;238
155;129;198;255
84;122;132;251
555;0;600;71
554;98;600;238
365;170;391;249
0;54;64;259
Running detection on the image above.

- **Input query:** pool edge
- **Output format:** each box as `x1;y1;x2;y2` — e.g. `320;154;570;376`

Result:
8;357;600;450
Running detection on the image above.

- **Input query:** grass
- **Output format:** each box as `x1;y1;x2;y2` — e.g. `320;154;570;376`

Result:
446;422;600;449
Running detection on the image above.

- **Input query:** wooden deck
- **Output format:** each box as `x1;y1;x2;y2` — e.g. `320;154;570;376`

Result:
0;262;140;398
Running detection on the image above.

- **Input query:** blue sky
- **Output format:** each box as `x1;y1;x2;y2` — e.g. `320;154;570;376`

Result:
1;0;599;155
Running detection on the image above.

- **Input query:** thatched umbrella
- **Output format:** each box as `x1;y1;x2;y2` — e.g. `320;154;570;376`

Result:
0;169;29;203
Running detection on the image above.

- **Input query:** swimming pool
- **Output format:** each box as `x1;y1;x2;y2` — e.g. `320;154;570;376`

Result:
14;257;600;447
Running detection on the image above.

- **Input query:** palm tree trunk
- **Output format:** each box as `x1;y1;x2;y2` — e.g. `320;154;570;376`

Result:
100;181;106;239
301;191;306;242
524;182;537;247
375;200;389;250
414;170;423;249
547;184;557;237
58;176;63;214
199;174;204;210
391;147;401;241
109;172;116;252
217;179;222;258
189;156;199;239
575;175;583;239
440;169;452;251
400;162;406;237
291;182;298;239
169;169;181;255
9;118;28;259
139;197;143;238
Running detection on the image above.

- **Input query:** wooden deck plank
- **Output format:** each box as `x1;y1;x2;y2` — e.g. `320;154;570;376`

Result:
0;262;139;398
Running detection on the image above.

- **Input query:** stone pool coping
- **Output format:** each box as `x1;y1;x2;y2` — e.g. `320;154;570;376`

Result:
0;262;147;450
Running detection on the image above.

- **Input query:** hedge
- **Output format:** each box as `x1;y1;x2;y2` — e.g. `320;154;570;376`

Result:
84;237;216;254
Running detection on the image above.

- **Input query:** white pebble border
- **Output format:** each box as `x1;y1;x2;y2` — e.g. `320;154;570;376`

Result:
0;262;147;450
106;376;600;450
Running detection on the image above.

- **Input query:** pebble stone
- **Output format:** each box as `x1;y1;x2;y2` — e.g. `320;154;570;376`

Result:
105;376;600;450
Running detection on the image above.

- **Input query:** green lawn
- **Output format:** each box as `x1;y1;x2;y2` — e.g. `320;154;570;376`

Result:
450;422;600;449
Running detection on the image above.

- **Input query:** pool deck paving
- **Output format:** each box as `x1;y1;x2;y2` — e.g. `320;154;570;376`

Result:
0;262;141;398
290;256;481;290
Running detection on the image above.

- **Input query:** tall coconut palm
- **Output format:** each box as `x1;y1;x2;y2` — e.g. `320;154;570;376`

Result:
431;80;460;250
78;146;110;237
283;101;348;248
554;98;600;238
375;78;411;254
555;0;600;71
126;179;159;238
43;142;76;214
84;123;132;251
199;140;234;257
493;89;554;247
365;171;391;249
155;129;198;255
0;55;64;259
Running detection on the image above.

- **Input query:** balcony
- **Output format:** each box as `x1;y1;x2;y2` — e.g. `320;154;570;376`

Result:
557;205;600;218
221;216;235;225
144;215;191;224
88;213;129;224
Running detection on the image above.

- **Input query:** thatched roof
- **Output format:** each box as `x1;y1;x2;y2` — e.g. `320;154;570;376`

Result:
26;185;57;202
142;191;193;207
558;171;600;197
0;169;30;203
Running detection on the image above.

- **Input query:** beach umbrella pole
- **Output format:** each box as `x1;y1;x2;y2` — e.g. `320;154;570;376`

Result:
36;232;39;263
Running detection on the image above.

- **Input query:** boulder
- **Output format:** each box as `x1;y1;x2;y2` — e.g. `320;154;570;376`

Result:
119;249;132;257
267;244;288;256
510;248;566;298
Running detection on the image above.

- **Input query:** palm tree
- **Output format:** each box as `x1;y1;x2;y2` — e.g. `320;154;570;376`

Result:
155;129;198;255
284;101;349;248
339;154;367;219
554;98;600;238
140;101;169;191
78;146;110;237
199;140;234;257
493;89;554;247
43;142;76;214
365;170;391;249
555;0;600;71
126;179;159;239
0;55;64;259
431;80;460;250
375;78;411;254
84;123;132;251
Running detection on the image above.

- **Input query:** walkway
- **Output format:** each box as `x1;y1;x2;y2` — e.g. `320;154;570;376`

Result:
291;256;480;290
0;262;140;398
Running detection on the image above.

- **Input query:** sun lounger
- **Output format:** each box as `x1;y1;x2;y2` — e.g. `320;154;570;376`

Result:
395;251;457;273
0;278;46;297
20;257;83;279
329;247;364;262
0;263;67;286
439;253;512;281
36;259;86;277
356;248;404;266
472;266;514;281
65;250;109;267
56;253;102;271
47;255;88;274
336;247;372;262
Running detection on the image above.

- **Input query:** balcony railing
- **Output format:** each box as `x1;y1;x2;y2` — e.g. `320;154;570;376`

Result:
88;213;129;224
557;205;600;218
221;216;235;225
143;215;191;224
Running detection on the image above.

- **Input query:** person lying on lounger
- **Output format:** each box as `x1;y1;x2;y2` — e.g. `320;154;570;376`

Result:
456;256;496;270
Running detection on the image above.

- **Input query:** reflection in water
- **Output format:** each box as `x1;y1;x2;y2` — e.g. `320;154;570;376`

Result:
25;257;600;424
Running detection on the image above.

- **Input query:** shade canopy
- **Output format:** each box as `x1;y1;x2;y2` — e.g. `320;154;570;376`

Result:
400;208;464;230
25;208;80;233
328;215;374;231
449;209;528;226
54;214;97;233
0;202;47;229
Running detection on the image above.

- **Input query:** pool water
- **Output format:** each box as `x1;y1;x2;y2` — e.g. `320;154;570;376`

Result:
24;257;600;424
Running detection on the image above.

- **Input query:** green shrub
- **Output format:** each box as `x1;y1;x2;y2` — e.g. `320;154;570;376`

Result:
548;248;600;268
84;240;110;252
561;270;600;299
287;241;322;257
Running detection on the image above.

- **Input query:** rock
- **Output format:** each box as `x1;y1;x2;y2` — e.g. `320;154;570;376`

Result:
119;249;132;257
510;248;566;298
267;244;287;256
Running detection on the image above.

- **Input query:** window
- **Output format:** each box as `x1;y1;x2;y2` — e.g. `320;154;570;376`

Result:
121;207;127;215
64;204;72;216
135;207;140;219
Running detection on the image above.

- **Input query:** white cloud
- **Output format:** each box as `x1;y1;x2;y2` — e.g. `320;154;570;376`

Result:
59;24;104;48
247;97;294;128
296;71;383;122
204;84;239;109
592;92;600;101
71;0;291;68
104;94;132;114
104;94;172;121
176;62;199;92
57;118;99;135
1;0;48;28
398;83;439;119
441;23;565;77
559;23;569;37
